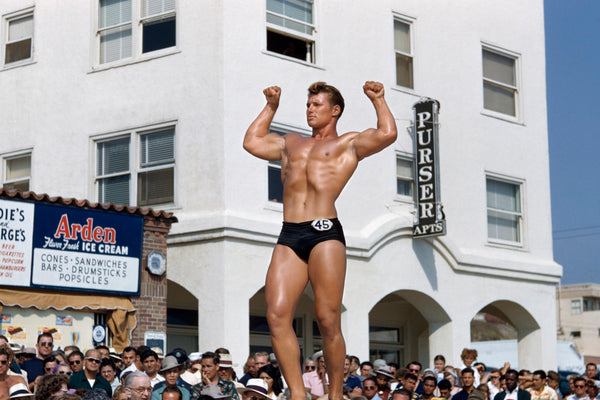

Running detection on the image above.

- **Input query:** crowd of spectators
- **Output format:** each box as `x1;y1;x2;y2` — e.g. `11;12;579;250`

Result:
1;334;598;400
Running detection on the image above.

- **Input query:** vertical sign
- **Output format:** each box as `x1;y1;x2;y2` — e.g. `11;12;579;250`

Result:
0;199;34;285
413;98;446;238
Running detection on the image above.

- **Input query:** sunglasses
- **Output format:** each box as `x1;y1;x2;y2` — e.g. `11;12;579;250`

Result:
59;371;73;375
575;385;585;388
0;360;8;365
305;366;316;371
40;342;54;347
69;360;81;365
364;386;376;390
409;369;420;373
86;357;101;363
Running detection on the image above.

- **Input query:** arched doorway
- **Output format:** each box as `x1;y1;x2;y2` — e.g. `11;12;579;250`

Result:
368;290;452;367
167;279;199;353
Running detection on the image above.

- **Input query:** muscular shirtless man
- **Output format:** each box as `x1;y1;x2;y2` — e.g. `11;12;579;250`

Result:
0;345;29;400
243;81;397;400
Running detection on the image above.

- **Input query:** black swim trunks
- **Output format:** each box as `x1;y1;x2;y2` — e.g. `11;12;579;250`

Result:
276;218;346;262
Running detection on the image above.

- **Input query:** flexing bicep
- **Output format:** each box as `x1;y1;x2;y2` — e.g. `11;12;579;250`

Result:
243;131;285;161
351;127;396;160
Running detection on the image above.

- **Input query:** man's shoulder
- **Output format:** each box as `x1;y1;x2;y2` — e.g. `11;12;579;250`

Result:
21;358;42;369
518;389;532;399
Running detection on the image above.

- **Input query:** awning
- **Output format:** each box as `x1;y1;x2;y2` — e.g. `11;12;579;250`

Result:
0;288;136;352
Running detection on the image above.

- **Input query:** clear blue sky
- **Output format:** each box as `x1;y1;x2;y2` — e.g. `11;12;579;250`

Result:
545;0;600;284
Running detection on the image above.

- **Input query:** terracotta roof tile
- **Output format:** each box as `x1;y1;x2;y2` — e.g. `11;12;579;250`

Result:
0;188;178;222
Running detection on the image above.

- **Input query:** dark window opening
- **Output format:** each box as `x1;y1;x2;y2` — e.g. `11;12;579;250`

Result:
5;38;31;64
267;30;311;62
143;17;176;53
268;164;283;203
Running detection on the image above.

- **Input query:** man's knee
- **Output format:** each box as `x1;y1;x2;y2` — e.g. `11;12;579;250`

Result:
315;308;341;337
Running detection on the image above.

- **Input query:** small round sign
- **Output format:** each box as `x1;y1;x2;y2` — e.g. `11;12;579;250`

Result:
92;325;106;344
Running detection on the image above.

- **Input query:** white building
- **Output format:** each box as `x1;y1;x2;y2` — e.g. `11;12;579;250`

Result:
0;0;561;370
557;284;600;365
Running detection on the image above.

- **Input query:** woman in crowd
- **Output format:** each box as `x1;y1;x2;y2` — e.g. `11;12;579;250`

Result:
111;386;128;400
100;358;121;393
35;374;70;400
258;364;284;400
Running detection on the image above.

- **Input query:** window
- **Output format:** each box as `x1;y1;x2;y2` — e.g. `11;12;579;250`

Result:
4;11;34;66
571;299;582;315
268;160;283;203
369;326;404;365
396;155;414;199
394;17;413;89
97;0;176;65
571;331;581;338
482;47;518;117
583;297;600;312
96;126;175;206
486;177;522;243
266;0;315;63
3;153;31;192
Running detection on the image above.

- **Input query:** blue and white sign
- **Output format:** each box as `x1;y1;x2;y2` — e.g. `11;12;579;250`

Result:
0;198;144;295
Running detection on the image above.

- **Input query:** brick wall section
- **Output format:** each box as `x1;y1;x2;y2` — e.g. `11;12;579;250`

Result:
129;216;174;347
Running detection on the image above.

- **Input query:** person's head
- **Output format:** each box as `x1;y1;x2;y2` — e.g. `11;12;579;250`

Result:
547;371;560;390
434;355;446;372
392;388;411;400
124;371;152;400
238;378;269;400
304;358;316;373
586;363;598;378
0;335;7;345
443;371;456;387
84;349;102;375
201;351;220;381
37;332;55;358
141;350;160;376
0;344;14;377
306;82;345;126
476;384;490;397
43;355;58;375
63;346;80;358
473;362;486;377
121;346;137;368
438;379;452;399
375;368;394;388
518;370;533;389
402;372;418;392
254;352;269;370
361;361;373;377
112;385;128;400
51;350;67;365
460;349;477;367
54;363;72;376
573;377;587;398
100;358;118;383
68;350;84;373
505;369;519;392
586;379;599;398
349;356;360;374
407;362;422;377
461;368;475;390
162;386;183;400
423;376;437;396
160;355;183;387
95;345;110;360
244;354;257;376
531;370;547;391
362;377;378;400
344;356;352;375
488;370;501;388
259;364;284;395
34;373;70;400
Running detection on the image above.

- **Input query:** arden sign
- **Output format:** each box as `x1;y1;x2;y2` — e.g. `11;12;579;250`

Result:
0;198;143;295
413;98;446;238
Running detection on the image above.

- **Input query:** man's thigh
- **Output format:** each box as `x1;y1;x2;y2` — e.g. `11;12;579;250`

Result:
265;245;310;312
307;240;347;308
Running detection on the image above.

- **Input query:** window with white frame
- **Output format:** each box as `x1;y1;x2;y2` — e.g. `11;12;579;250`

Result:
4;11;34;66
96;126;175;206
396;155;414;199
482;47;519;117
97;0;176;65
266;0;315;63
3;153;31;192
394;17;413;89
571;299;582;315
486;177;522;244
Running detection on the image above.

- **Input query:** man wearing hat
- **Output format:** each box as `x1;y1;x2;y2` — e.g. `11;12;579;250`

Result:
237;378;270;400
151;355;192;400
217;354;244;389
181;353;202;386
374;366;396;400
